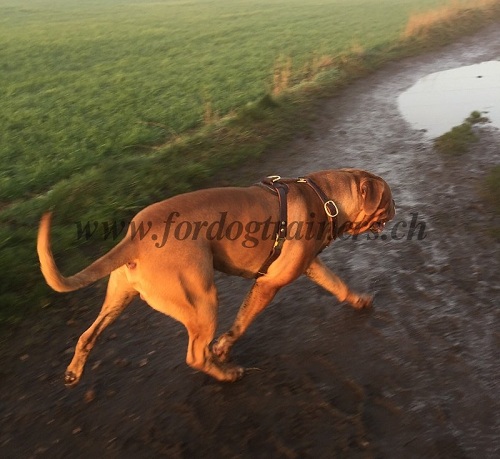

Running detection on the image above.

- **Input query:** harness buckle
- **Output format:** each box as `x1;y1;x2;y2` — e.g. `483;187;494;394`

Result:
267;175;281;182
324;200;339;218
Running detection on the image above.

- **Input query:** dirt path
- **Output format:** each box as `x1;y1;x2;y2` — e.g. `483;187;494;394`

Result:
1;24;499;459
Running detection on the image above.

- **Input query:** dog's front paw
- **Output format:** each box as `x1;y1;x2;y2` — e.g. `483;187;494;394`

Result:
225;365;245;382
64;370;80;388
205;358;244;382
348;293;373;309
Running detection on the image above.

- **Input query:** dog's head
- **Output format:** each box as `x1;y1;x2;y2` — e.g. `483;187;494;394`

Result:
343;171;396;236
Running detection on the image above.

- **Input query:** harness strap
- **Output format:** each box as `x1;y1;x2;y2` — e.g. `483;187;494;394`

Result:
256;176;288;277
297;177;338;240
255;175;338;278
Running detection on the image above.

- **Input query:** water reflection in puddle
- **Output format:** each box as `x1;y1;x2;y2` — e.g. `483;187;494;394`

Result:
398;61;500;137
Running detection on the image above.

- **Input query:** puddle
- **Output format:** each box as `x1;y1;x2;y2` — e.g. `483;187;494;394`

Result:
397;61;500;137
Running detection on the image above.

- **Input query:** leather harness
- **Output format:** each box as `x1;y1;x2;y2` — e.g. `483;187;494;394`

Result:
256;175;339;278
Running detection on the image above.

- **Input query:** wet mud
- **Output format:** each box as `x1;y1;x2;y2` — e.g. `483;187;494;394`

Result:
1;24;499;459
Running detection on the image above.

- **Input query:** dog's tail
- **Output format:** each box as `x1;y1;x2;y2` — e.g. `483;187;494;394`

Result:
37;212;134;292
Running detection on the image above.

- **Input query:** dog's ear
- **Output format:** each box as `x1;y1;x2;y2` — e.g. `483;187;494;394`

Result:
360;178;384;215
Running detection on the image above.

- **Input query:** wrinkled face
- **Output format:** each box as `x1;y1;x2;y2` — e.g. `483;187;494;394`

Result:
344;175;396;236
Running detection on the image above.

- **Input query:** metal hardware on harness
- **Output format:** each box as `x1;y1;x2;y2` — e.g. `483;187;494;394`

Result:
324;200;339;218
267;175;281;182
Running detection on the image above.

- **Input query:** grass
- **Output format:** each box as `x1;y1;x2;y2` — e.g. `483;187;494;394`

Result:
402;0;500;38
434;121;479;155
466;110;490;125
0;0;468;203
434;110;491;155
1;0;500;326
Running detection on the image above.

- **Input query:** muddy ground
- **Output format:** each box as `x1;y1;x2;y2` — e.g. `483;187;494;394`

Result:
1;24;499;459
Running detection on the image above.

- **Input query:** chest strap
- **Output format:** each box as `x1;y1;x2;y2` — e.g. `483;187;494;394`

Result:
255;175;339;278
256;176;288;277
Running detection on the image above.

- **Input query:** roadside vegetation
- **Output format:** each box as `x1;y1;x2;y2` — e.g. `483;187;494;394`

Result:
434;120;478;155
2;0;500;326
434;111;490;155
434;111;499;240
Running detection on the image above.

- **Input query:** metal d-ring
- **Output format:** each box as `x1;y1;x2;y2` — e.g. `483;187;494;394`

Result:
324;200;339;218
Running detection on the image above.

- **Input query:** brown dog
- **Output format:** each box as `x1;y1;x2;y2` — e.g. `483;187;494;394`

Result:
37;168;395;386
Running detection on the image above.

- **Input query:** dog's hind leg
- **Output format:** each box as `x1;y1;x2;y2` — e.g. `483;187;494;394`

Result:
212;278;280;363
178;280;244;382
305;257;373;309
64;267;138;387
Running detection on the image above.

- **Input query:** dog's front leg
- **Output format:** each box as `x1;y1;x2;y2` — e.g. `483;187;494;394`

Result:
212;279;280;363
305;257;373;309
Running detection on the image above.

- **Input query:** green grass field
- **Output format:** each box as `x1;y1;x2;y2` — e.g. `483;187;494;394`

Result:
1;0;447;202
1;0;498;325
